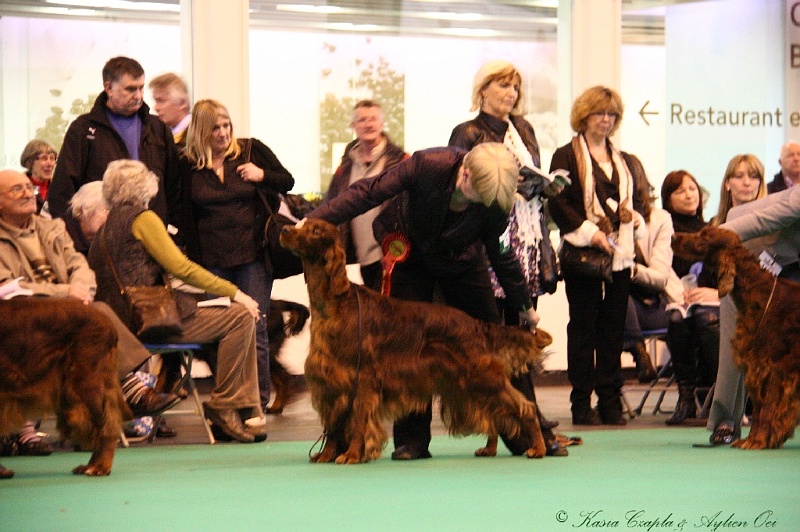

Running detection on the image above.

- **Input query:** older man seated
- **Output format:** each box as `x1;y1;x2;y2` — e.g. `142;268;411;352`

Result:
0;169;181;424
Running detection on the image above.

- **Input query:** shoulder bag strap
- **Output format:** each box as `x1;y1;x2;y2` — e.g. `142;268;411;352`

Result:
100;226;126;296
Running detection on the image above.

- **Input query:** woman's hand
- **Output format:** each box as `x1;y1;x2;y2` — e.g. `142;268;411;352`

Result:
590;230;614;255
233;290;261;320
684;286;719;305
237;162;265;182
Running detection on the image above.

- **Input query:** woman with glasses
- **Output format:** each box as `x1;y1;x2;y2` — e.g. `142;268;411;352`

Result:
19;140;57;216
548;86;638;426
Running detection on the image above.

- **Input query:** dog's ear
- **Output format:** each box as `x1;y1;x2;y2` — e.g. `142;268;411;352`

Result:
324;244;351;296
717;251;736;297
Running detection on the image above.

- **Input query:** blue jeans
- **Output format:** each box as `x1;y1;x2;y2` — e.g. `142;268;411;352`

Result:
209;262;273;407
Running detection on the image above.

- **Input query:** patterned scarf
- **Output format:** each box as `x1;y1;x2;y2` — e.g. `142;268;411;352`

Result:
571;134;636;271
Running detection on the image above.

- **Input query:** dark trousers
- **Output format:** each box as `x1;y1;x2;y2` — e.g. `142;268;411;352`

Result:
667;305;720;388
390;258;500;453
563;269;631;413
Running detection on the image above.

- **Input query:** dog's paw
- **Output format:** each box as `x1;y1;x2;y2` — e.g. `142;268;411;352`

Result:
334;452;364;464
732;437;768;450
525;447;546;459
72;464;111;476
474;447;497;457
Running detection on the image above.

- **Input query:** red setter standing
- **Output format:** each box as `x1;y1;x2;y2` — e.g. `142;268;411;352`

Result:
280;218;550;464
673;227;800;449
0;297;130;477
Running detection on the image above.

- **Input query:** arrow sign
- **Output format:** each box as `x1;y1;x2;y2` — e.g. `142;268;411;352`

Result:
639;100;658;126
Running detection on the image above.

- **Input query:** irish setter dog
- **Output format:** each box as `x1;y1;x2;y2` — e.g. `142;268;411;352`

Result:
0;297;130;477
280;218;550;464
265;299;310;414
673;226;800;449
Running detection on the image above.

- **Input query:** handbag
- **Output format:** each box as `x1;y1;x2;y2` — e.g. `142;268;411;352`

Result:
101;229;183;341
558;240;613;283
259;192;306;280
537;216;560;294
241;138;305;280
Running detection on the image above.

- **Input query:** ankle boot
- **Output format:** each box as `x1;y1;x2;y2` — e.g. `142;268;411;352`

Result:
666;384;696;425
631;341;657;383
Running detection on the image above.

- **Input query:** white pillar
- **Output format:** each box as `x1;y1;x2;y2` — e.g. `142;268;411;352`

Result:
557;0;622;144
182;0;250;135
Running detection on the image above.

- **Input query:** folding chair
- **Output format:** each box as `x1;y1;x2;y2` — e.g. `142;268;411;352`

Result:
143;343;216;444
633;329;673;416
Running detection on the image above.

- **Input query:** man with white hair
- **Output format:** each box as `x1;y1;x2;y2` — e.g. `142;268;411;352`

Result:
767;140;800;194
149;72;191;150
0;169;180;418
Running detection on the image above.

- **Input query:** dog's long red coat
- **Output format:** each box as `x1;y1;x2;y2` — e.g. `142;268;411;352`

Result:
280;218;550;464
0;297;130;476
673;227;800;449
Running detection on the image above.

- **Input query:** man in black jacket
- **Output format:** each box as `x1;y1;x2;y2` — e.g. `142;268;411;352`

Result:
48;56;180;232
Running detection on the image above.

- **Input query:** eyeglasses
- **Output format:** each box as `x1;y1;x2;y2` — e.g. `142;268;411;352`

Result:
592;111;618;119
2;183;36;198
35;153;57;163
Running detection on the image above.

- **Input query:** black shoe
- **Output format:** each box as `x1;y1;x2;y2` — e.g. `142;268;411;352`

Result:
710;421;738;446
390;445;432;460
155;418;178;438
572;409;601;426
129;388;181;417
599;410;627;426
666;389;697;426
545;440;569;457
203;402;254;443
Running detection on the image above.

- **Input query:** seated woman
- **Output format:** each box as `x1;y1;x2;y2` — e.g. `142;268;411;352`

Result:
19;139;57;215
88;160;265;443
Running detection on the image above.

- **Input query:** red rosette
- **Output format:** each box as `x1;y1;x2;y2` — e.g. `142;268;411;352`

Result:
380;232;411;296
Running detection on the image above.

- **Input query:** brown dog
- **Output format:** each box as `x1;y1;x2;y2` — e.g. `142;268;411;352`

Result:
0;297;130;477
280;218;550;464
265;299;310;414
673;226;800;449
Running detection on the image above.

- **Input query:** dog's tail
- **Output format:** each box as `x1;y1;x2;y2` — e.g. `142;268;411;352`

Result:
271;299;310;336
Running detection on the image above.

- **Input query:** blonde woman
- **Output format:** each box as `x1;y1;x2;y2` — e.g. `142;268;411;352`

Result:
711;154;767;226
180;99;294;415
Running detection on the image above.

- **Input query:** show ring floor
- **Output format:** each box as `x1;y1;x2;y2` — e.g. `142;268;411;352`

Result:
3;380;799;531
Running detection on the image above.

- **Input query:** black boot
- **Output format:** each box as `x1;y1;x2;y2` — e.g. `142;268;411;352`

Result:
666;384;696;425
631;341;657;383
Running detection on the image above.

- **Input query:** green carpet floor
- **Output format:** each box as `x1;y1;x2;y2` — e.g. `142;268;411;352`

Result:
2;428;799;531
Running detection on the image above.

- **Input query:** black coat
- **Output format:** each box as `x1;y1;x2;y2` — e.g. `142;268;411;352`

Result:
178;138;294;270
310;146;532;311
49;93;180;228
